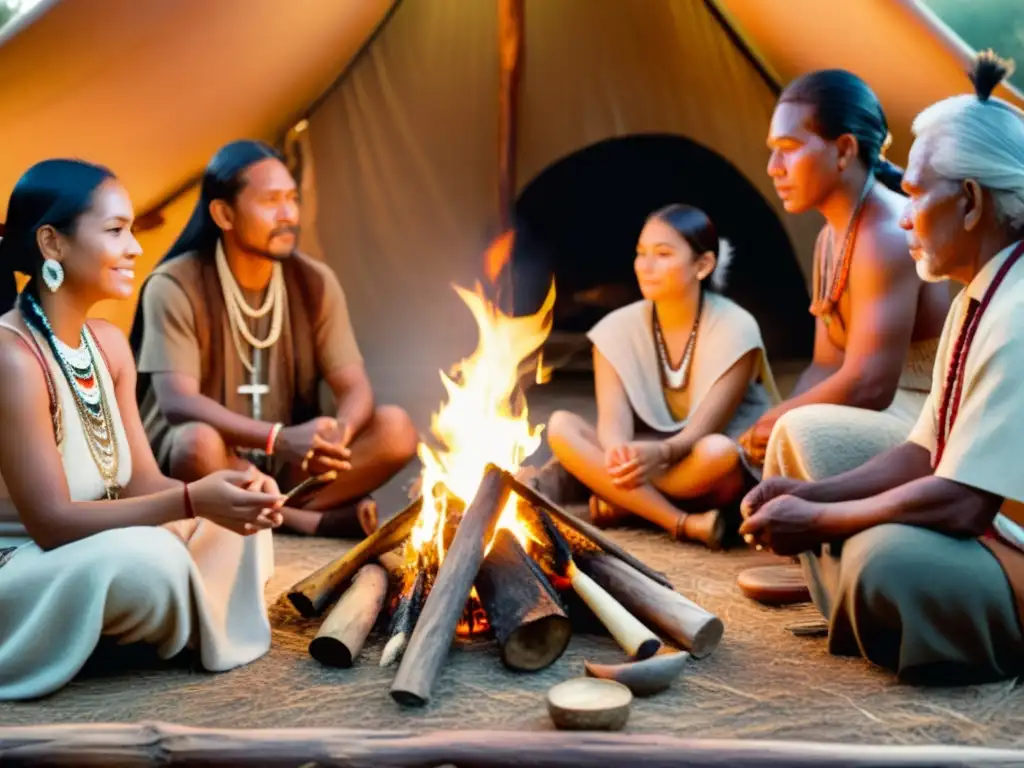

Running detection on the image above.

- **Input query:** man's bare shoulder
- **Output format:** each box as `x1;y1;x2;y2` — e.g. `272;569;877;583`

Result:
853;201;914;280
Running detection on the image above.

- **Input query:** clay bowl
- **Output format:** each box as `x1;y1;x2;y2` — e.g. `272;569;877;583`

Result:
546;677;632;731
584;650;690;696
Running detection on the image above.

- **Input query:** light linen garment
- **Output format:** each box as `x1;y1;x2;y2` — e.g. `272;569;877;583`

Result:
0;321;274;700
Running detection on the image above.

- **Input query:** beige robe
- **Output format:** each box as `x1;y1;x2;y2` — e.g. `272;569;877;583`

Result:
0;321;273;700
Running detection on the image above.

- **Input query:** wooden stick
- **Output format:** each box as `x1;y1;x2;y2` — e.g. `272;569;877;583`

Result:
567;560;661;660
379;567;425;668
390;465;510;707
307;563;388;668
474;528;571;671
3;722;1023;766
578;552;724;659
501;469;674;589
535;509;661;660
286;497;422;618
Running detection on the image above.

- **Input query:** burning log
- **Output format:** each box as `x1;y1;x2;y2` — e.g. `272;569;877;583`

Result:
538;511;661;661
391;465;511;707
502;469;673;589
577;553;724;659
474;528;571;671
380;566;426;668
286;496;423;618
308;563;388;668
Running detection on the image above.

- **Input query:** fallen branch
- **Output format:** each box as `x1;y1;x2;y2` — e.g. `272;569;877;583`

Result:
1;722;1022;767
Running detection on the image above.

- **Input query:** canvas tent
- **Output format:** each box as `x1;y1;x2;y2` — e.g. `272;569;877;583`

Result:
1;0;1022;428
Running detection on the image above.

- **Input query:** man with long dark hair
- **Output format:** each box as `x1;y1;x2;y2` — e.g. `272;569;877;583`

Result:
130;140;418;538
734;69;951;604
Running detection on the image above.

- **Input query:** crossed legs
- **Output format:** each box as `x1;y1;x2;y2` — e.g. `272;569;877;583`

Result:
545;410;747;548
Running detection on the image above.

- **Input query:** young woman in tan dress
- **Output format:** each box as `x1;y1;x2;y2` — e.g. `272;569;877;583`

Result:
0;159;286;700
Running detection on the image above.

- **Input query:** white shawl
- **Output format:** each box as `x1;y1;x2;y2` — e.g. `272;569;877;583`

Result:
587;294;780;437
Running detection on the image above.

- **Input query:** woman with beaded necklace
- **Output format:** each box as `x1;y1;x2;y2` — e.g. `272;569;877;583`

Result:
0;159;286;700
539;204;781;550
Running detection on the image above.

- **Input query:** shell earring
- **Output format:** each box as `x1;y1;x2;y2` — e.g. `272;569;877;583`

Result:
41;259;64;293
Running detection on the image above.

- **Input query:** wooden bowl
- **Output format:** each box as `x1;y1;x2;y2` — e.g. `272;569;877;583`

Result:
584;650;690;696
546;677;632;731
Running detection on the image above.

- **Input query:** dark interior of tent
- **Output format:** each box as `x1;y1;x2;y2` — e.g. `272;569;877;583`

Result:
510;134;815;369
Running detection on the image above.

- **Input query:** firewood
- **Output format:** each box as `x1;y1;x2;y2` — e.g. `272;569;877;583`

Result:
500;469;673;589
286;496;422;618
5;722;1022;766
307;563;388;668
379;566;426;668
474;528;571;671
577;553;724;659
390;465;510;706
537;510;661;660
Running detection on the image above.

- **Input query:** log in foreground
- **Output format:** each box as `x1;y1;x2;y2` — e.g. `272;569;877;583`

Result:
308;563;388;668
578;552;724;659
3;722;1024;767
502;469;673;589
390;465;510;707
287;496;422;618
474;528;571;671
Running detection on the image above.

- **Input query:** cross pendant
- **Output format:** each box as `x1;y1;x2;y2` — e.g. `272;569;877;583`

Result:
238;349;270;421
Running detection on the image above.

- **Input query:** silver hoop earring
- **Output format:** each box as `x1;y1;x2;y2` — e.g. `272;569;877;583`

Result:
41;259;64;293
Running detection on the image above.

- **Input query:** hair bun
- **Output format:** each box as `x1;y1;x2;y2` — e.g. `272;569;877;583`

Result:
970;50;1016;102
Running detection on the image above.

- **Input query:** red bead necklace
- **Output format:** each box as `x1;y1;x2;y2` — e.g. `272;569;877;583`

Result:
934;241;1024;469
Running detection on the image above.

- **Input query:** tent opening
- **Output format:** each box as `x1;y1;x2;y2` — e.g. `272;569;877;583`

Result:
510;134;814;368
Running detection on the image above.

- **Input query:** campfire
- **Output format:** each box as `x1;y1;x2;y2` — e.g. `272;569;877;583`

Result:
285;234;723;707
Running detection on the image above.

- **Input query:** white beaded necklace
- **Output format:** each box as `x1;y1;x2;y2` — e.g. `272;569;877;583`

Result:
215;241;285;374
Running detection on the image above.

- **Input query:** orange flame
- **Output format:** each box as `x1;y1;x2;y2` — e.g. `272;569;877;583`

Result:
483;230;515;285
406;261;555;566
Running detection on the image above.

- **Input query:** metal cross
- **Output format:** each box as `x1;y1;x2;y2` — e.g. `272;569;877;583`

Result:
238;348;270;421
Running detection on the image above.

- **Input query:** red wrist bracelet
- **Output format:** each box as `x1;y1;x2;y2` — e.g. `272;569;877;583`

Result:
266;422;283;456
183;482;196;519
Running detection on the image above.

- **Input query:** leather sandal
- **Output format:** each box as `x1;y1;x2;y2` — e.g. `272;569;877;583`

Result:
736;563;811;605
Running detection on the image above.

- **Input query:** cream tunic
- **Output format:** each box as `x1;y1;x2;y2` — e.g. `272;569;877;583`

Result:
587;293;781;438
0;321;273;700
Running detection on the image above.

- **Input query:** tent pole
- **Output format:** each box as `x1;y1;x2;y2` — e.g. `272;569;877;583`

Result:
492;0;524;312
497;0;524;232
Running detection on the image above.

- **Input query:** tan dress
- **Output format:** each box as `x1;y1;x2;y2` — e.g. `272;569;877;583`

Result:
0;321;273;700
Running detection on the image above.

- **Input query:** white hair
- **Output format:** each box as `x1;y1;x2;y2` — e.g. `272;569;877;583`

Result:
708;238;734;292
911;54;1024;229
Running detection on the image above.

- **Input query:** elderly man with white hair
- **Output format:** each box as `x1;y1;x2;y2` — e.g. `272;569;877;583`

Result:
739;52;1024;683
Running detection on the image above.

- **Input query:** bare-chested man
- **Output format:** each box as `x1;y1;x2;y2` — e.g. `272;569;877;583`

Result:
734;70;950;601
